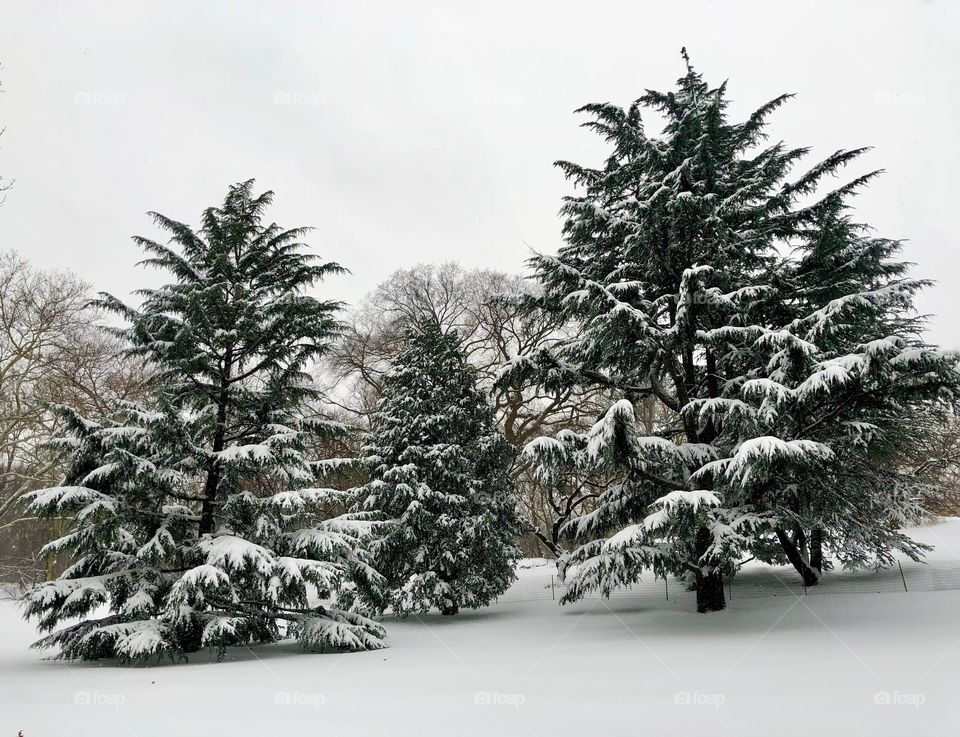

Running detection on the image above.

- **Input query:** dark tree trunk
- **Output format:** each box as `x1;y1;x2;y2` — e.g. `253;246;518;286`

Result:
532;528;561;558
694;526;726;612
199;377;231;535
439;602;459;616
696;569;726;613
179;614;206;653
775;528;820;586
809;527;824;574
198;464;221;536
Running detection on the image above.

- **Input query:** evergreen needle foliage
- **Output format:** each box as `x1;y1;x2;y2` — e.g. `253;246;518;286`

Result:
23;180;386;661
504;52;959;612
352;321;523;616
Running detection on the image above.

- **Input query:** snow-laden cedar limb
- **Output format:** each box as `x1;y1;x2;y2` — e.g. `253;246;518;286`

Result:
22;181;386;661
335;321;523;616
505;51;959;612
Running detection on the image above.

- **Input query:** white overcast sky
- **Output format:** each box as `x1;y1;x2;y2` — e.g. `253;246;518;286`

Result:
1;1;958;345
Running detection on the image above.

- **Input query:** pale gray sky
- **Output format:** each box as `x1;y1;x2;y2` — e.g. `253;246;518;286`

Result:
1;1;957;345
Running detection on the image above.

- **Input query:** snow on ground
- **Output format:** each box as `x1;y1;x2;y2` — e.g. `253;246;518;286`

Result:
4;520;960;737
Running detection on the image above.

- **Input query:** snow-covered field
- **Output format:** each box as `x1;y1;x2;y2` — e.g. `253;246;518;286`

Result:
4;520;960;737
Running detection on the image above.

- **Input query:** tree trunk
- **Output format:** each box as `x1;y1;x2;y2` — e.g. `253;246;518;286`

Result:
439;602;459;616
532;527;561;558
694;526;726;612
199;384;230;536
809;527;824;574
696;569;726;613
198;452;223;535
775;528;820;586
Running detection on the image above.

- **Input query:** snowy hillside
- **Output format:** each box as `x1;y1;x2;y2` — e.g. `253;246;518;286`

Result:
3;519;960;737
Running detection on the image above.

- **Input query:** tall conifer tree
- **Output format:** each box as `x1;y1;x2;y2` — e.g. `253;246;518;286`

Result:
353;321;522;616
23;181;385;660
507;52;957;611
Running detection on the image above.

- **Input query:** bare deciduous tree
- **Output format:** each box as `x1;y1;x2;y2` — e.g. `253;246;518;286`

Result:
0;251;146;584
892;411;960;516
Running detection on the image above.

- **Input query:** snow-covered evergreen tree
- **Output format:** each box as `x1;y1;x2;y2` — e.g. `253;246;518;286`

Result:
352;321;522;616
505;52;958;611
706;203;959;584
22;180;385;661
